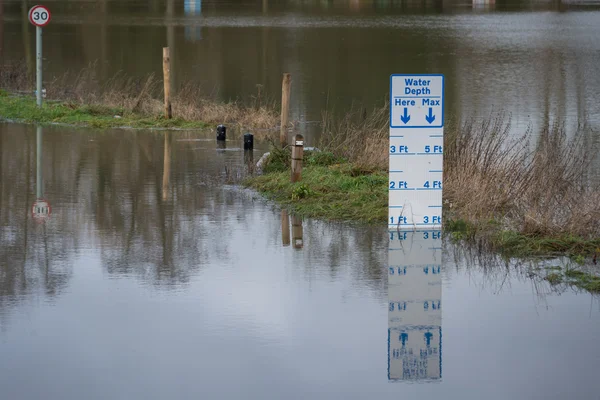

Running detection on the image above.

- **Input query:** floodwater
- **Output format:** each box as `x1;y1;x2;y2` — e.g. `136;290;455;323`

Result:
1;123;599;399
2;0;600;140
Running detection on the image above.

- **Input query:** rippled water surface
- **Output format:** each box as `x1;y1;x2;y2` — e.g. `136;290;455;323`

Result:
2;0;600;140
0;124;599;399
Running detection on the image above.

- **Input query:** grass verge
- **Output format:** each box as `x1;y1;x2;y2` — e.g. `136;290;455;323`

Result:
244;147;387;224
0;94;208;130
1;61;279;133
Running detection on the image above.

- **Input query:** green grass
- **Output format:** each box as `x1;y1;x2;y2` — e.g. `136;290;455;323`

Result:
0;94;208;130
245;151;387;224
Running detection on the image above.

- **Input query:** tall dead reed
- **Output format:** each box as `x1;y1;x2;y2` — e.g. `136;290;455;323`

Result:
0;61;279;133
320;103;600;238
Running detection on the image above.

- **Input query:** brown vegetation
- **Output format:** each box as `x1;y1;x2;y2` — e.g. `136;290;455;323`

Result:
0;61;280;133
319;104;600;240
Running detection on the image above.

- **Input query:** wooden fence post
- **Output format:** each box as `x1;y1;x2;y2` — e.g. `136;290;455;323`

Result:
280;73;291;148
291;134;304;183
163;47;172;119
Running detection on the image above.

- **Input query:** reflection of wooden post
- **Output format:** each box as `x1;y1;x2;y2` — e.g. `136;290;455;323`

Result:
280;73;291;148
163;47;172;119
291;134;304;183
291;215;303;249
162;132;171;201
281;210;290;247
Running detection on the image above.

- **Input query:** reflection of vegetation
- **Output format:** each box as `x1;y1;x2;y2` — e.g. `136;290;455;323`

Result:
0;126;73;320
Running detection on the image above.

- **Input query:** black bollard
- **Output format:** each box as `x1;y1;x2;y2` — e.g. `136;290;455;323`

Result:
216;124;226;142
243;132;254;150
217;140;227;151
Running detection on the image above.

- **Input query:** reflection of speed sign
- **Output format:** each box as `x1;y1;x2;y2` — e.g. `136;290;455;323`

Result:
28;5;51;27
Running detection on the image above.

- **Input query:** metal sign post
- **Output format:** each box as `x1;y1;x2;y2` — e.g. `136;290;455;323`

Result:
28;5;51;107
388;74;445;230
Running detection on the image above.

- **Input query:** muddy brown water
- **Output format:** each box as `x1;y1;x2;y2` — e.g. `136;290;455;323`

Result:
0;123;599;399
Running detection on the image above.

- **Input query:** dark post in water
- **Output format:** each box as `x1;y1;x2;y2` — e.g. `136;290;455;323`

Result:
291;134;304;183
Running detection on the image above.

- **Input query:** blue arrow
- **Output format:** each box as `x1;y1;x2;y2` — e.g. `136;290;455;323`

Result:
400;108;410;124
425;108;436;124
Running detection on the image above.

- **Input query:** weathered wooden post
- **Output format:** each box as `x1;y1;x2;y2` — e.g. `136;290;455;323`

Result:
291;215;303;249
280;73;291;148
163;47;172;119
291;134;304;183
281;210;290;247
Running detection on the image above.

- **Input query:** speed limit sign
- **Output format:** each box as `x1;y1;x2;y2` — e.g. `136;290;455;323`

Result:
28;5;51;27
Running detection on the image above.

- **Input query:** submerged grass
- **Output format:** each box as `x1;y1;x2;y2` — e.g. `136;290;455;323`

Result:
0;61;280;133
541;267;600;292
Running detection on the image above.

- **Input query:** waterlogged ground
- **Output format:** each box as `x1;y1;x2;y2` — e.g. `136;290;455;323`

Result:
0;124;599;399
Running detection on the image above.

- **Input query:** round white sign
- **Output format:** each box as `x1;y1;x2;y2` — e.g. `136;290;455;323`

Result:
28;5;51;27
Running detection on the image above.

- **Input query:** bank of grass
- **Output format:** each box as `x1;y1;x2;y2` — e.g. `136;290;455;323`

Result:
245;147;387;223
0;94;208;130
247;105;600;264
0;62;279;132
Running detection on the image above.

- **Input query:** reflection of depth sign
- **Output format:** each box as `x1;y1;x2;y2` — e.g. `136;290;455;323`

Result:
32;198;51;223
388;231;442;382
389;74;444;230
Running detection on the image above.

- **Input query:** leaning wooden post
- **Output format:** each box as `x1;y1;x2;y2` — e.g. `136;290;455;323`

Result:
281;210;290;247
280;73;291;148
291;134;304;183
162;47;172;119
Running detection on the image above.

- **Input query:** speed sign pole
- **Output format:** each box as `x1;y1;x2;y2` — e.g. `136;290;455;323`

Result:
28;5;51;107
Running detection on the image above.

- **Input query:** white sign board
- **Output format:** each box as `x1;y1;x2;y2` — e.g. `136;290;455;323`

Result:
28;5;51;27
389;74;444;230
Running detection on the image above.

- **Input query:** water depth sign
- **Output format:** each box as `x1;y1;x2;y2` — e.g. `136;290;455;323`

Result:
389;74;444;230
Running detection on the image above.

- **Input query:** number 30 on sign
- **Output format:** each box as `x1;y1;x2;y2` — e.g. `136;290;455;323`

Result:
28;5;51;27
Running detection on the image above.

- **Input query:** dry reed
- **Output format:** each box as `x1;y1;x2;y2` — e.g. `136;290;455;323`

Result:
0;61;280;134
320;104;600;239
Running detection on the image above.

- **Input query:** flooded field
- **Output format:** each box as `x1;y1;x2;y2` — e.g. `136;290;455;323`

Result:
2;0;600;141
2;1;600;398
0;124;599;399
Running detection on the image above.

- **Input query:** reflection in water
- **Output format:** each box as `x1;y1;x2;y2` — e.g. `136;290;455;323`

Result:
281;209;290;247
162;132;172;201
184;0;202;42
33;126;50;223
291;214;303;249
280;210;303;249
388;230;442;382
